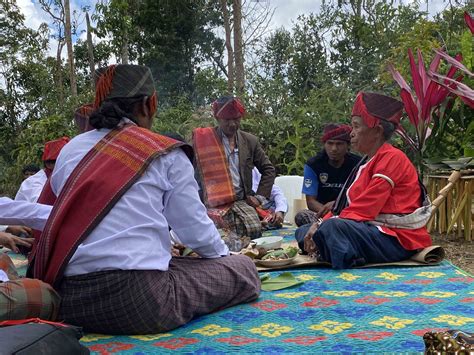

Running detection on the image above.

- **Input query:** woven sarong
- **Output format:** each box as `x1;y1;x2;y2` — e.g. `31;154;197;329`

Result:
57;255;260;335
223;200;262;240
294;209;320;227
0;254;60;321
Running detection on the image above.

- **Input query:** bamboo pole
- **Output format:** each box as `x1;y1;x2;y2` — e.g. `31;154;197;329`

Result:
457;181;464;239
429;171;462;235
464;180;472;241
430;171;462;212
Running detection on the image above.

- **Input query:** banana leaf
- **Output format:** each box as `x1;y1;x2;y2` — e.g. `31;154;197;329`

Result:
261;272;304;291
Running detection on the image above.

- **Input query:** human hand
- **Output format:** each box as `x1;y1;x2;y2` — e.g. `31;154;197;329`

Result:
316;201;335;218
0;232;34;253
246;196;261;208
270;211;284;226
303;222;319;257
6;225;33;237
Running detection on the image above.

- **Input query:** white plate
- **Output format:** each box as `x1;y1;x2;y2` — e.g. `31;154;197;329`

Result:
252;236;283;251
256;255;297;267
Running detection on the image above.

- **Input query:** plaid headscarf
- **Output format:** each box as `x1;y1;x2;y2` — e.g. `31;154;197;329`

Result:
352;92;404;128
94;64;157;116
212;96;246;119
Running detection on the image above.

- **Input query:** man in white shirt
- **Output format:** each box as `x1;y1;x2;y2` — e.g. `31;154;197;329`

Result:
0;64;260;335
252;168;288;228
15;137;70;203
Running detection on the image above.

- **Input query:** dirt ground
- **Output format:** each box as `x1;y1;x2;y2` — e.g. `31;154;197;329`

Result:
431;232;474;275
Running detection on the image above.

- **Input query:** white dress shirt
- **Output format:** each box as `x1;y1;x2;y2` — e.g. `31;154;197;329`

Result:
0;198;52;231
252;168;288;213
15;169;47;202
0;123;228;276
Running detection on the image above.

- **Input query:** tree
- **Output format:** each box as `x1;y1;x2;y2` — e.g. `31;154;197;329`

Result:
219;0;234;93
233;0;244;96
85;11;95;90
64;0;77;96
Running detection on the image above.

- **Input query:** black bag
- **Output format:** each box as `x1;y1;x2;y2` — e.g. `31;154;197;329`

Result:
0;323;90;355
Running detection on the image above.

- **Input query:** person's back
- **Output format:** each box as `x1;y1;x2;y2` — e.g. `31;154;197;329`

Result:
28;64;260;334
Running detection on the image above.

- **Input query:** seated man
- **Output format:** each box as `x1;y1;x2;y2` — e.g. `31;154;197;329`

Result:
252;167;287;229
0;64;260;335
193;96;275;243
0;231;60;321
15;137;70;202
295;92;432;269
295;123;360;226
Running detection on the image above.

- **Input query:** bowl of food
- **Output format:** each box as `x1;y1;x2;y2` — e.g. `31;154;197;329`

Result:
256;246;298;267
252;236;283;251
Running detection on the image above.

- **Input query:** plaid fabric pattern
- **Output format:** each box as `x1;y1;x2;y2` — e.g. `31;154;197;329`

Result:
0;253;19;280
193;127;236;208
57;255;260;335
0;254;60;321
294;209;320;227
223;200;262;239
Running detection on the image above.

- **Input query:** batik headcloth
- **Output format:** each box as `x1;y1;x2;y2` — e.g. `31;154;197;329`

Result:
321;123;351;143
351;92;404;128
42;137;70;161
74;103;95;133
94;64;157;116
212;96;246;119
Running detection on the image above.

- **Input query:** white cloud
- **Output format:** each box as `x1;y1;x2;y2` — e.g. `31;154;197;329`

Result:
16;0;50;30
269;0;322;31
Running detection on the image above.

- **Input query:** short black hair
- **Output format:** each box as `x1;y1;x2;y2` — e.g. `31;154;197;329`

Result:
22;164;40;174
379;119;396;140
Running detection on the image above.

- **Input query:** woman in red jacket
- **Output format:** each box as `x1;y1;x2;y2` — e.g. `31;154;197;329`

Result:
296;92;432;269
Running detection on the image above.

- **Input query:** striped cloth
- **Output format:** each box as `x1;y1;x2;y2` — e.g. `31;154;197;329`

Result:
57;255;260;335
0;254;60;321
193;127;236;208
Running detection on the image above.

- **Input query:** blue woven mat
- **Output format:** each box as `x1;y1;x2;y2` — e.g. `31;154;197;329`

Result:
6;227;474;354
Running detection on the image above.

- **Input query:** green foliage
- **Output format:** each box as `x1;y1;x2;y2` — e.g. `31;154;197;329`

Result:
0;0;471;191
0;114;76;196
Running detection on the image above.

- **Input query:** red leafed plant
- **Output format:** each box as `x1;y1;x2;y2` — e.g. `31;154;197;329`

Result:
388;49;463;157
427;49;474;108
464;11;474;34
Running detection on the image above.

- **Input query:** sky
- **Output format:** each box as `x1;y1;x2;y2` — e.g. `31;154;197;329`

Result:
16;0;452;58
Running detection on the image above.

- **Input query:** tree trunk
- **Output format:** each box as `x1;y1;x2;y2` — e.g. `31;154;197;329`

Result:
85;12;95;90
219;0;234;94
121;26;129;64
56;40;65;106
233;0;244;96
64;0;77;97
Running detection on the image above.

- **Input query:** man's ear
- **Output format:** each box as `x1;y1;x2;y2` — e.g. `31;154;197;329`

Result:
374;124;384;139
141;96;150;118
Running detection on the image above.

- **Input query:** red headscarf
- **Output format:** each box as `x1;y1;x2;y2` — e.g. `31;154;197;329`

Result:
351;92;404;128
321;123;352;143
212;96;246;119
42;137;70;162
